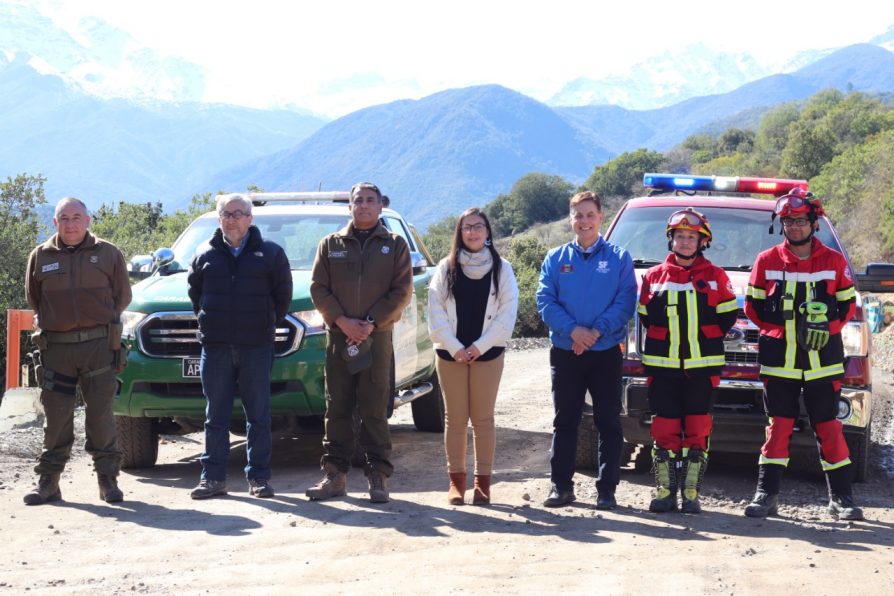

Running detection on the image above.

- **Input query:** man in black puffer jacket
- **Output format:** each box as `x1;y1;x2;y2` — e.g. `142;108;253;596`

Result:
186;193;292;499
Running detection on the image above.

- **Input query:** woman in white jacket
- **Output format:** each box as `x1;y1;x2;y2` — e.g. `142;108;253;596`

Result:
427;208;518;505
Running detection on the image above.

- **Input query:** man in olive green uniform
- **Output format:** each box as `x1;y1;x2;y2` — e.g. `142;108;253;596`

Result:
23;197;132;505
306;182;412;503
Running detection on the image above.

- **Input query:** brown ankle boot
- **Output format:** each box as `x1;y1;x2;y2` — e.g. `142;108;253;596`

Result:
448;472;466;505
472;474;491;505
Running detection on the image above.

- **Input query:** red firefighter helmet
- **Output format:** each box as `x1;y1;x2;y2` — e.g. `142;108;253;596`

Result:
774;188;824;220
666;207;712;245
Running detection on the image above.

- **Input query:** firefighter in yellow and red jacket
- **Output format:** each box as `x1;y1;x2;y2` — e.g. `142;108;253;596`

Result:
638;208;737;513
744;189;861;520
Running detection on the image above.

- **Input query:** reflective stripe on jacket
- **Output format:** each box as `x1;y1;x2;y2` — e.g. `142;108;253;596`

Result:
638;254;737;377
744;237;856;382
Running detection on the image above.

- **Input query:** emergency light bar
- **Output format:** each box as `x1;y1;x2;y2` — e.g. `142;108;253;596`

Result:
643;173;808;197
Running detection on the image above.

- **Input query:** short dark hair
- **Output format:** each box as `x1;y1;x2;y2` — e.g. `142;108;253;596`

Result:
350;182;382;202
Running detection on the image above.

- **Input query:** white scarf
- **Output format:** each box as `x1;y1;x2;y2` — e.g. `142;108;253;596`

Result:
457;249;493;280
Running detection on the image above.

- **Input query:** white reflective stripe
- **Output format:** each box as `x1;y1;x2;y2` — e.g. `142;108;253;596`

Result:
650;280;718;292
803;363;844;381
747;285;766;299
765;270;836;282
836;286;856;300
642;354;681;368
686;290;701;361
717;299;738;313
760;364;803;380
821;457;851;472
684;355;725;368
667;291;680;362
758;455;790;467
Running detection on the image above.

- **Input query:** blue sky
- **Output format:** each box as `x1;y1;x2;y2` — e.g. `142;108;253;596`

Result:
10;0;894;117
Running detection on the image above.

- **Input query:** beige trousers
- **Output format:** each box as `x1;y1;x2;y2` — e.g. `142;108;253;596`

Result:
435;353;505;475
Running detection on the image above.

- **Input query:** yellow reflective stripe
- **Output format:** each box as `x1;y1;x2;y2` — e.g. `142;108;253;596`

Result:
758;455;790;467
836;286;856;301
642;355;681;368
760;365;803;380
717;299;738;313
684;355;726;368
686;290;701;361
637;303;648;315
784;280;798;370
821;457;851;471
667;291;680;362
747;285;765;299
803;363;845;381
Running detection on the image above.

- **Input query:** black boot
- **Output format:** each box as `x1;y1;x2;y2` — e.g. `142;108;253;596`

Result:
23;473;62;505
680;449;707;514
744;464;783;518
649;448;678;513
98;474;124;503
826;466;862;520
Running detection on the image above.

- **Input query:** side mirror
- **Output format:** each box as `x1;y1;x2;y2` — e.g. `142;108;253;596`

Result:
153;248;175;268
128;255;154;280
410;251;428;276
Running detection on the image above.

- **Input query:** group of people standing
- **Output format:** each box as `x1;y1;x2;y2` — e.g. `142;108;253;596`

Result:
22;184;863;521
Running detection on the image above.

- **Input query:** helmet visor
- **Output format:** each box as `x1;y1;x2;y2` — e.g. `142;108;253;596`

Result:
668;211;707;228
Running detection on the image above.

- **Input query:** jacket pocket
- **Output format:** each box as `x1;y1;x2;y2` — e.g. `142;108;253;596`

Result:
646;326;668;340
700;324;723;339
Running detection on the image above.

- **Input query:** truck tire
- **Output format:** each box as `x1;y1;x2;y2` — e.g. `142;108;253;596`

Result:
116;415;159;469
411;373;444;432
845;422;871;483
575;403;597;470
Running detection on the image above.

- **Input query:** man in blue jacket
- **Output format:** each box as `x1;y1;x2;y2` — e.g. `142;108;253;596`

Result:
187;194;293;499
537;191;637;509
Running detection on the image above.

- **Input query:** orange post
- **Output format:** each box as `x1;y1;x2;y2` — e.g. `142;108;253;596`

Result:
5;309;34;391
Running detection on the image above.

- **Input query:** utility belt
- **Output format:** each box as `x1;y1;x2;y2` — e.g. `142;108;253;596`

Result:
31;322;128;395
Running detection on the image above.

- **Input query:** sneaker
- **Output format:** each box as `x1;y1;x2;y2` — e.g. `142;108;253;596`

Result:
595;490;617;510
367;472;390;503
828;494;863;521
543;485;576;508
248;478;274;498
190;478;227;500
744;491;778;518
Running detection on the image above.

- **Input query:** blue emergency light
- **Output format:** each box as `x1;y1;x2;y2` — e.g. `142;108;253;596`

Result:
643;173;808;197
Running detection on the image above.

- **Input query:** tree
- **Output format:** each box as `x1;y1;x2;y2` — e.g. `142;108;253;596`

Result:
421;215;457;263
507;236;549;337
584;149;667;200
488;173;573;235
0;174;47;386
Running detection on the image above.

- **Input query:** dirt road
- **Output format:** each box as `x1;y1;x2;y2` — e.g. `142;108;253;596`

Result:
2;347;893;594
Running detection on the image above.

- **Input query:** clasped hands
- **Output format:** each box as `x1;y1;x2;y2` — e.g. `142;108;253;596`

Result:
336;316;375;346
571;326;601;356
453;344;481;364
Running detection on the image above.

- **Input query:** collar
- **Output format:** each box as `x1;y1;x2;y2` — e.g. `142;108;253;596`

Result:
571;236;604;255
45;230;97;252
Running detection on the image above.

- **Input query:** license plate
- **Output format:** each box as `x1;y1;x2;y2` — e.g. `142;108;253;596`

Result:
182;357;201;378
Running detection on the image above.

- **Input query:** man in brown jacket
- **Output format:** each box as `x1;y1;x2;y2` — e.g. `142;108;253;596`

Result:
23;197;132;505
305;182;412;503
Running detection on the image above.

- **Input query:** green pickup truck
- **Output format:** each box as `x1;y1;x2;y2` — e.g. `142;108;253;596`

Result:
114;192;442;468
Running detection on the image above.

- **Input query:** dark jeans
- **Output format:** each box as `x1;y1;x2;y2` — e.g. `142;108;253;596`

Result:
549;346;623;492
199;343;274;482
322;330;394;477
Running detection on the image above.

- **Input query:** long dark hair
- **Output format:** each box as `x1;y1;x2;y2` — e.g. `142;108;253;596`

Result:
446;208;502;297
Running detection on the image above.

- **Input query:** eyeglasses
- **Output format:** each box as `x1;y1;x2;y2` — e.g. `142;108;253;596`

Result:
461;223;487;233
220;210;249;220
781;217;810;227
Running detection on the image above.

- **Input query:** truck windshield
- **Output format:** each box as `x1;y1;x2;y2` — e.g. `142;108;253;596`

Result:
170;213;350;271
607;206;840;270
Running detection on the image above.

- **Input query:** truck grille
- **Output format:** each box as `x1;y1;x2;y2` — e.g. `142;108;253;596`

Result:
136;312;303;358
723;310;759;365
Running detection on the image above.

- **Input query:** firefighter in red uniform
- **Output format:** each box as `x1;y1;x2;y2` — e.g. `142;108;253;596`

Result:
638;208;738;513
744;189;861;520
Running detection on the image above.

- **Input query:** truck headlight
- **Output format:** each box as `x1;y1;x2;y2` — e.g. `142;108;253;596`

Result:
120;311;147;339
293;309;326;335
841;320;869;358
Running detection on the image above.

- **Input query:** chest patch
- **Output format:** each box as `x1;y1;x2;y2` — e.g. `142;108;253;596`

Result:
329;250;348;259
42;262;60;273
89;255;99;263
597;261;610;273
253;251;264;257
381;246;390;255
560;264;573;274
